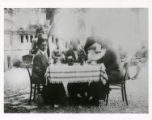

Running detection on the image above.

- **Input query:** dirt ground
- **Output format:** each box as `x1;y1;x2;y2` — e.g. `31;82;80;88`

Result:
4;62;148;113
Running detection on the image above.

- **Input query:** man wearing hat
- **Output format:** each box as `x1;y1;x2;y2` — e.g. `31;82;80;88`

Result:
30;27;50;57
32;36;49;85
32;36;65;107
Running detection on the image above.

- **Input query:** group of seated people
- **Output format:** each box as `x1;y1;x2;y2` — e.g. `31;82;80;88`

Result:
31;35;124;107
51;39;87;65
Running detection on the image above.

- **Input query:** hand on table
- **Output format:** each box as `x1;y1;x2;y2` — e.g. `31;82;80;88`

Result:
77;93;82;98
131;76;137;80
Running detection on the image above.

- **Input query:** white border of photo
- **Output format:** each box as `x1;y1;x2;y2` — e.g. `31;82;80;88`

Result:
0;0;152;120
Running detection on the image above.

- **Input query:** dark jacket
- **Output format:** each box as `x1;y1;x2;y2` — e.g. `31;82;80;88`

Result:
32;50;49;84
97;48;123;82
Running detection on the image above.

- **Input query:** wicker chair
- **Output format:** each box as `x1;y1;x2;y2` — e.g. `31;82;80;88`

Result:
22;54;33;64
26;65;44;104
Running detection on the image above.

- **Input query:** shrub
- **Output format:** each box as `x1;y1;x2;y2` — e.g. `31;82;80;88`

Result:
13;59;21;68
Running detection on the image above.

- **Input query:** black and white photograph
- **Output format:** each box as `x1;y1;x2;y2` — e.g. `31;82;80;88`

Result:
3;7;148;114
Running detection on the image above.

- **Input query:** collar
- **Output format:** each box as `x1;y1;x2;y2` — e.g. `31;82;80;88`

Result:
39;49;46;56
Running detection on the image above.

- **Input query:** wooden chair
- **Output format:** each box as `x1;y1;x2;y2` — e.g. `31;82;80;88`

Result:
105;62;129;105
26;64;44;105
22;54;33;64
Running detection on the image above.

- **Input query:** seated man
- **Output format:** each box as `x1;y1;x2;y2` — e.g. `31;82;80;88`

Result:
32;36;65;107
65;40;86;65
32;37;49;85
66;40;88;105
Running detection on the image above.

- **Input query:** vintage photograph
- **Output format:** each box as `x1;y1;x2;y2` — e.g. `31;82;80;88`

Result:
4;8;148;113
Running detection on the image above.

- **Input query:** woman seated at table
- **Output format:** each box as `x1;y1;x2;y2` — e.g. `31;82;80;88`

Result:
84;36;123;106
66;40;88;105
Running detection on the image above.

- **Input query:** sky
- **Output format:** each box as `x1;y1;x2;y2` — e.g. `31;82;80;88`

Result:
51;8;148;56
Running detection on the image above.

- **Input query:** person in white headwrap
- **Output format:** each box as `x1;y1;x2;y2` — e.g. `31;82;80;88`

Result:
84;36;123;106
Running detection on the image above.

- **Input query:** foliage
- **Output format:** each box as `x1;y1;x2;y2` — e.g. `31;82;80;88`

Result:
4;8;16;16
13;59;21;68
45;8;56;21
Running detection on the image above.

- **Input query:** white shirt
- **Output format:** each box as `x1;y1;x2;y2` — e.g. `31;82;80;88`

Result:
39;49;48;59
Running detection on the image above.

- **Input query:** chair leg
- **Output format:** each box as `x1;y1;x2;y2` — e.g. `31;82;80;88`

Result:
123;83;128;105
37;85;40;93
121;84;124;102
106;94;109;106
29;85;33;105
33;84;37;101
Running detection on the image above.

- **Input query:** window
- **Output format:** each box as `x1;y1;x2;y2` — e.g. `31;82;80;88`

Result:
21;35;23;43
52;36;54;43
30;35;33;43
26;35;28;42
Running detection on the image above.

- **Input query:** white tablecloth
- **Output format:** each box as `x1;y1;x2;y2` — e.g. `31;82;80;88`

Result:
45;64;108;84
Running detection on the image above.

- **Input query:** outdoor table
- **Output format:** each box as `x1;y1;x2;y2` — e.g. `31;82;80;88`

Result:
44;64;108;103
45;64;108;84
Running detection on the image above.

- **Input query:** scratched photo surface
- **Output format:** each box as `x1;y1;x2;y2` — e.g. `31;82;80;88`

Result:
4;8;148;113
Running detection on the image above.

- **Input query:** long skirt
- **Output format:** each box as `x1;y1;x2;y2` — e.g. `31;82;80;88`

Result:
42;82;66;105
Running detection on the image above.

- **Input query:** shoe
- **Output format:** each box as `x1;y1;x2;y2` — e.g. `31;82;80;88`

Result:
78;105;83;109
94;100;99;106
85;92;88;97
54;104;59;108
90;99;99;106
77;93;82;98
89;96;93;101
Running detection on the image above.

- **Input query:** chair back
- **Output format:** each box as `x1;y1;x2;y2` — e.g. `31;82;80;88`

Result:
123;62;130;81
22;54;33;64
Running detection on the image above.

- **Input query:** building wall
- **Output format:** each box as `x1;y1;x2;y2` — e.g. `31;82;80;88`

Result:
4;8;46;71
4;31;35;71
